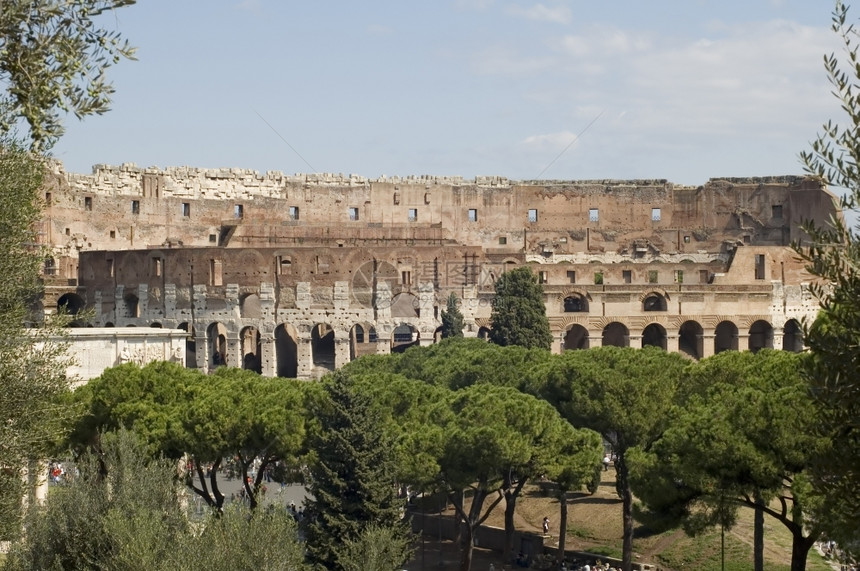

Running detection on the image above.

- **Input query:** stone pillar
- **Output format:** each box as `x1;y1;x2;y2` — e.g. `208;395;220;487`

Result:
333;281;349;311
260;335;275;377
195;327;209;374
296;282;311;310
738;333;750;352
138;284;148;320
629;334;642;349
772;327;784;351
297;327;313;379
701;331;716;358
226;331;241;368
589;334;603;348
260;282;275;321
666;333;680;353
164;283;177;317
334;335;351;369
115;285;124;323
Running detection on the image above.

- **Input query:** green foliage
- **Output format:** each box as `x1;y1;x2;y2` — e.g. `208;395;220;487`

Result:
304;371;412;570
4;430;189;571
489;266;553;350
630;351;826;571
795;1;860;553
0;0;137;150
336;523;416;571
0;141;73;538
68;362;310;511
440;292;465;338
173;505;309;571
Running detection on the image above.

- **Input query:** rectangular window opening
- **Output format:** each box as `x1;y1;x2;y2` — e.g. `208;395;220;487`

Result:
674;270;684;284
131;200;140;214
594;272;604;285
589;208;599;222
289;206;299;220
349;207;359;221
210;259;223;286
567;270;576;284
700;269;710;284
109;230;116;239
539;271;548;284
623;270;632;284
648;270;658;284
772;204;783;219
401;270;412;285
84;196;92;211
498;236;507;245
528;209;538;223
651;208;661;221
152;258;162;277
181;203;190;217
408;209;418;222
209;234;217;243
684;235;691;244
234;204;244;218
468;209;478;222
755;254;766;280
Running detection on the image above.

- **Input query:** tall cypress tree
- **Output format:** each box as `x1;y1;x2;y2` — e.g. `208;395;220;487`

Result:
489;266;553;350
304;371;412;570
440;292;465;338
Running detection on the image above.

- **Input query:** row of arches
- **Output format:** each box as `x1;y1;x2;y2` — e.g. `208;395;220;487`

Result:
561;292;669;314
201;321;427;378
559;319;802;358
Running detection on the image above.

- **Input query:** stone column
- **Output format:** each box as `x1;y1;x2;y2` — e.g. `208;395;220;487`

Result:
226;331;242;369
297;327;313;379
701;331;716;358
138;284;148;321
589;334;603;348
666;333;680;353
260;335;275;377
738;333;751;352
772;327;784;351
628;334;642;349
334;336;351;369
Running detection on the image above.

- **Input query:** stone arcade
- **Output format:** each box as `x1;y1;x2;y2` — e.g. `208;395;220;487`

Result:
39;163;840;378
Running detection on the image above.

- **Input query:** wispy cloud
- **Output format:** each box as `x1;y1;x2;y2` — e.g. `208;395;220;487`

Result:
506;3;572;25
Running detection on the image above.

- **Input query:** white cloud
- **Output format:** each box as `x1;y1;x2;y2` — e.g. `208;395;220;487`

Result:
523;130;579;149
507;3;572;25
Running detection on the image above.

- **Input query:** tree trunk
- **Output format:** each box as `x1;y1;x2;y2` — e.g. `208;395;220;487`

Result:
503;472;527;561
615;453;634;571
453;489;464;545
459;522;475;571
790;531;816;571
557;490;569;564
209;457;224;510
754;494;764;571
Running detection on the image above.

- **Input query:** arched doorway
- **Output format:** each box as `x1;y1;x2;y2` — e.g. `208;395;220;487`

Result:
477;327;491;340
178;322;197;368
312;323;335;371
563;295;588;313
642;294;667;312
391;323;419;353
207;322;228;368
749;320;773;353
714;321;738;354
57;292;87;327
563;324;589;351
240;326;261;373
679;321;703;359
641;323;667;350
782;319;803;352
602;322;629;347
275;324;298;378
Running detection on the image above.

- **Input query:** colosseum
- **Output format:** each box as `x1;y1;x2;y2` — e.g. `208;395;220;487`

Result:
38;162;840;379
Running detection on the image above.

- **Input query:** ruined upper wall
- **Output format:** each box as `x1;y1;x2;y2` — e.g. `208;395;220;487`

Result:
42;161;840;277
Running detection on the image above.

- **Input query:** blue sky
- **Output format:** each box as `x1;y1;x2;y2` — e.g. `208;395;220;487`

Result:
51;0;841;186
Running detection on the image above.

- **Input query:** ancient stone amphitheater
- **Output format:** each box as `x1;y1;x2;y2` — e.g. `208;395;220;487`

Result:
39;162;839;379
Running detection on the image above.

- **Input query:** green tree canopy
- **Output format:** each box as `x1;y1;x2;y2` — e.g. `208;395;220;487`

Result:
629;350;828;571
489;266;553;350
0;0;137;150
794;2;860;553
535;346;690;571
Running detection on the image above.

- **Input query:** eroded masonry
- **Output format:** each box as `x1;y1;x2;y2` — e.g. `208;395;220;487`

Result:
39;163;840;379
